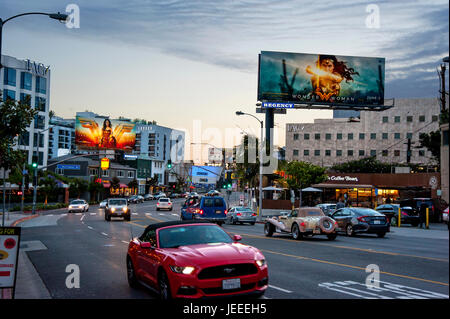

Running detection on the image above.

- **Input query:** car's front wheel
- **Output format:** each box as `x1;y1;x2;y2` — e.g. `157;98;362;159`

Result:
158;270;172;300
264;222;274;237
292;223;303;240
127;257;139;288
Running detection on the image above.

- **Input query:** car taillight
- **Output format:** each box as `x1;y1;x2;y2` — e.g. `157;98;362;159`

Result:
224;210;227;215
300;222;306;227
199;210;203;215
432;205;435;212
401;211;408;216
236;213;241;216
252;213;256;216
357;216;368;223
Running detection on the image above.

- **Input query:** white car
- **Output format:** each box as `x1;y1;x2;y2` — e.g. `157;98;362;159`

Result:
99;200;107;209
154;192;167;200
156;197;172;211
68;199;89;213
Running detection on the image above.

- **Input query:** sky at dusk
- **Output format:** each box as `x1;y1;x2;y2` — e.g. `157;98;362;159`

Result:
1;0;448;162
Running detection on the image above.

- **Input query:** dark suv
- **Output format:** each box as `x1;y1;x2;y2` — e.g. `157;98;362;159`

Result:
181;196;227;226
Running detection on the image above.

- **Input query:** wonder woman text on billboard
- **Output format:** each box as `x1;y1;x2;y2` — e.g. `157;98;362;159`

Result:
75;116;136;151
258;51;385;106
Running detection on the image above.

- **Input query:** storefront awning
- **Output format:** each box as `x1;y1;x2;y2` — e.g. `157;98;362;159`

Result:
313;183;374;189
103;182;111;188
120;183;128;188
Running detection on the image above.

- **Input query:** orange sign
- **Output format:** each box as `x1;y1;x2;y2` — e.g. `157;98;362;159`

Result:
101;158;110;170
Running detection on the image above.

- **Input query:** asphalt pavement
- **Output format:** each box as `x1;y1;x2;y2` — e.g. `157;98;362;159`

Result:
3;197;449;299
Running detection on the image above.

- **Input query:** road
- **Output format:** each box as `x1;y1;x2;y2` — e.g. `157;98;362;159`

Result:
17;198;449;299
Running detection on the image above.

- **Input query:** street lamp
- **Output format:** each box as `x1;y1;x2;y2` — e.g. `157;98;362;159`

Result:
0;11;68;69
236;111;264;219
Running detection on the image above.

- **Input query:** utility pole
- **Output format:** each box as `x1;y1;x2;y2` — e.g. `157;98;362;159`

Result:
440;62;447;112
406;138;412;164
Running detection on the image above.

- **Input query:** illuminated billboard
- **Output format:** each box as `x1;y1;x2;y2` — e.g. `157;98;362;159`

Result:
258;51;385;106
75;116;136;151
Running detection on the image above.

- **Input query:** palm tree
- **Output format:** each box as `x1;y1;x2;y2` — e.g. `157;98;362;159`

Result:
39;175;57;205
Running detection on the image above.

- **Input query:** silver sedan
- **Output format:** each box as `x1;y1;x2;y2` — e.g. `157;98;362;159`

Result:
226;206;257;225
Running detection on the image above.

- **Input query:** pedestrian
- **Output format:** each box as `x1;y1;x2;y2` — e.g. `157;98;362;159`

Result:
336;198;344;209
418;203;428;228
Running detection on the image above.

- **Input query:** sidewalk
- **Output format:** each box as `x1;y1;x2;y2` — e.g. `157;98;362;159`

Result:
389;223;449;239
1;212;52;299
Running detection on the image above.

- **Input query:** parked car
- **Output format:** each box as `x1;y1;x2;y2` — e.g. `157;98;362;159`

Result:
68;199;89;213
181;196;227;226
188;192;200;199
443;207;449;230
169;193;179;199
154;192;167;200
316;203;337;216
264;207;337;240
207;190;220;197
227;207;257;225
375;204;419;226
128;195;143;204
397;198;441;222
126;220;268;299
157;197;173;211
144;194;155;201
99;200;107;209
105;198;130;221
332;207;389;238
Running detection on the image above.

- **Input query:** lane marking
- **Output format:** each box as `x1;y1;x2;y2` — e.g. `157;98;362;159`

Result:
75;213;82;216
145;215;164;223
90;213;96;216
132;213;138;215
101;232;108;236
122;240;129;244
47;214;53;216
80;214;85;221
61;214;67;217
233;232;448;263
171;214;178;216
268;285;292;293
87;226;94;230
261;249;449;286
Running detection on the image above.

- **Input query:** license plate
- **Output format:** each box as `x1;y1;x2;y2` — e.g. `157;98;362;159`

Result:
374;220;381;224
313;228;321;234
222;278;241;290
216;210;222;214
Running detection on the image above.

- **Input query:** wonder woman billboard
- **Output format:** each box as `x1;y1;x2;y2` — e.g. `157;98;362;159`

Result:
258;51;385;106
75;116;136;151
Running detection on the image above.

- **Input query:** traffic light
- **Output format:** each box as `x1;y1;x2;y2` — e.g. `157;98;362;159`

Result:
167;160;172;169
32;155;38;168
228;183;232;189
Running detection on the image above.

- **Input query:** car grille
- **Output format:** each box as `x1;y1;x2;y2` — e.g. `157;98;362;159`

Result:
202;283;256;295
198;263;258;280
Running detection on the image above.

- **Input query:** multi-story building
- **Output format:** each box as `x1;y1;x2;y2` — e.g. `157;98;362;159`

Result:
286;98;442;167
48;116;76;160
1;55;51;168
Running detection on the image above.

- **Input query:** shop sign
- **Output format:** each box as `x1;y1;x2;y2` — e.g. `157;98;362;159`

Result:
327;175;359;182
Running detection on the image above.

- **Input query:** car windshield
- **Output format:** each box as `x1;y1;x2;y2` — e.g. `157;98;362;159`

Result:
109;199;127;205
236;207;252;212
159;198;169;202
351;208;383;216
158;225;232;248
71;200;84;204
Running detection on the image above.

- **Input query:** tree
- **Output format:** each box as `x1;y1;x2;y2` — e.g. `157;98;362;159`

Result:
128;179;139;194
331;157;393;173
88;176;104;202
111;176;121;191
283;161;328;190
419;131;441;164
69;178;88;199
39;175;57;205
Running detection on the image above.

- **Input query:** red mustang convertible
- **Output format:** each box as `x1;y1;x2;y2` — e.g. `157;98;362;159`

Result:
126;220;268;299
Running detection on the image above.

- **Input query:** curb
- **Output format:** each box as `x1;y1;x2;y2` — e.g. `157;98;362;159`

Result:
11;214;40;227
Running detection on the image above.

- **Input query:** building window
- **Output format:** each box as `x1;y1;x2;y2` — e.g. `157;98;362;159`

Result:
20;93;31;106
359;133;365;140
382;150;388;156
370;150;377;157
35;76;47;94
3;89;15;100
19;131;30;146
315;133;320;140
347;150;354;156
432;115;439;122
325;133;331;140
20;72;32;90
34;115;45;129
348;133;353;140
33;133;44;148
419;150;425;156
336;150;342;157
128;171;134;178
304;150;309;156
394;133;401;139
293;134;299;140
102;170;109;177
293;149;299;156
337;133;342;140
304;133;310;140
3;67;16;86
382;116;388;123
370;133;376;140
394;150;400;157
325;150;331;156
419;115;425;122
407;116;413;122
443;130;448;146
35;97;46;112
406;132;413;139
117;170;124;177
89;168;98;176
359;150;365;156
56;168;64;175
382;133;388;140
314;150;320;156
394;116;400;123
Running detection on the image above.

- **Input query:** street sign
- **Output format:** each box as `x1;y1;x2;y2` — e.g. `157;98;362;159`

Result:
262;102;294;108
0;227;21;294
101;157;110;170
56;164;80;170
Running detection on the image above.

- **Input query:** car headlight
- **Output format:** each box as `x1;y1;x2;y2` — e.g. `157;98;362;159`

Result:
111;207;116;212
123;207;128;212
256;259;266;267
169;265;195;275
69;205;73;209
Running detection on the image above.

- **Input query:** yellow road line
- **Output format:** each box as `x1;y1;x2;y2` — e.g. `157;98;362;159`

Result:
233;232;448;263
261;249;449;287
